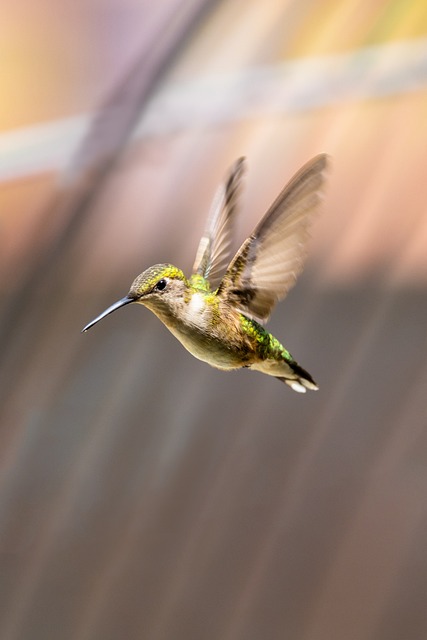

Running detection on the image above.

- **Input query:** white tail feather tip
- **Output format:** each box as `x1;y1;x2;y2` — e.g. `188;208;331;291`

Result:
290;382;307;393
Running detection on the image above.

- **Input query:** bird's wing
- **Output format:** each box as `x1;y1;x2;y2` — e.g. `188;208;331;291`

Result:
217;154;328;323
192;157;246;289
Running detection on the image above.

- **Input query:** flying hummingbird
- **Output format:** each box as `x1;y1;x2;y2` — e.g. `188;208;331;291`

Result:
82;154;328;392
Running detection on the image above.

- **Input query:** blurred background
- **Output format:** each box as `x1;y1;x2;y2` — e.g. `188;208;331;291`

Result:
1;1;427;639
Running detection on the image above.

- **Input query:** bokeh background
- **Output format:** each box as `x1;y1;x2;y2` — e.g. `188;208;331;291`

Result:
1;1;427;639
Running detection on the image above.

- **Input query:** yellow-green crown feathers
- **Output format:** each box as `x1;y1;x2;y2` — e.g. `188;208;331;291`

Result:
129;264;186;297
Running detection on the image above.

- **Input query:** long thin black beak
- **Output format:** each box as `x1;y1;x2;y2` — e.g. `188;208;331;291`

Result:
81;296;134;332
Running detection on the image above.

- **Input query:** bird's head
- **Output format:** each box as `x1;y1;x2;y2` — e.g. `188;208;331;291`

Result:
82;264;188;332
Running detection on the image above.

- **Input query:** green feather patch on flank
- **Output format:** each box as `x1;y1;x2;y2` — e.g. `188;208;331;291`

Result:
239;315;292;362
269;334;293;362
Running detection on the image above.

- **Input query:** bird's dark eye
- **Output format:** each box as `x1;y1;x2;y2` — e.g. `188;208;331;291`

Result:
155;279;167;291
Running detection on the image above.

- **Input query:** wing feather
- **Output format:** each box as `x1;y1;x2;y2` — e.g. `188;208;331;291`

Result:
217;154;328;322
192;157;246;288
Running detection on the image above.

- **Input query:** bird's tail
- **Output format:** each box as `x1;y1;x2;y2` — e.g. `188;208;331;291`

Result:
276;360;318;393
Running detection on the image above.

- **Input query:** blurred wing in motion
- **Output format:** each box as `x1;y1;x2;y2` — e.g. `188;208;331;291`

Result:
193;157;246;289
217;154;328;323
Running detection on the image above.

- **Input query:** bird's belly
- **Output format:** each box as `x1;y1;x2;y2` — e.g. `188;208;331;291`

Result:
167;324;244;370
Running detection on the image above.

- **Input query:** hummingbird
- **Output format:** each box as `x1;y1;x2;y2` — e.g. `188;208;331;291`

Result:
82;154;328;392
